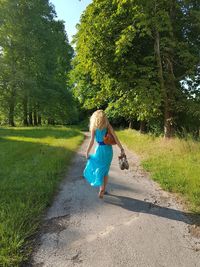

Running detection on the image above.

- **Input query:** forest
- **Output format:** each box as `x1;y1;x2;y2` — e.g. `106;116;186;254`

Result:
0;0;200;136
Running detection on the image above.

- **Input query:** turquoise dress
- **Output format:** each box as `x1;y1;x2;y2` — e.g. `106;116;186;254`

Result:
83;128;113;187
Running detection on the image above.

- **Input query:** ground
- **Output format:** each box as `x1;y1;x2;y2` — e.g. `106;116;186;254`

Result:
29;133;200;267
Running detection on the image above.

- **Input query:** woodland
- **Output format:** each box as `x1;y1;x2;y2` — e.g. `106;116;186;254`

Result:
0;0;200;138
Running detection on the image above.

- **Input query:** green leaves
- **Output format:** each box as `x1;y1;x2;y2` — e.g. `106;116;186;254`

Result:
72;0;200;135
115;25;136;56
0;0;76;126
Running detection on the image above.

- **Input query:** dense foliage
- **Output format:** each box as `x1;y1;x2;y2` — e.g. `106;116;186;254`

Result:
0;0;78;126
72;0;200;137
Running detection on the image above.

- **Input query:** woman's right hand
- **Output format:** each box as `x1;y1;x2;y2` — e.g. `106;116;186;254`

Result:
108;122;125;154
86;152;90;159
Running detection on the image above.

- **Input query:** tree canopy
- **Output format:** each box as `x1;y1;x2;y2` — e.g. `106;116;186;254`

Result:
72;0;200;137
0;0;78;126
0;0;199;136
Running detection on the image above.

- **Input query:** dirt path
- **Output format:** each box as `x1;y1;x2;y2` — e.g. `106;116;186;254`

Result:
31;133;200;267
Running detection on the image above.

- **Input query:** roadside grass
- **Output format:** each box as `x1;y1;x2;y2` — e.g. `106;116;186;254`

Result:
117;129;200;214
0;126;84;267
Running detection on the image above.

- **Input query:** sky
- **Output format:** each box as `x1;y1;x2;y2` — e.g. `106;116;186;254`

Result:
50;0;92;43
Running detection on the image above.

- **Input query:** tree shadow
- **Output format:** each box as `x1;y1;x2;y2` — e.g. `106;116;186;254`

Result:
0;126;81;140
0;132;82;267
0;136;78;202
105;194;200;226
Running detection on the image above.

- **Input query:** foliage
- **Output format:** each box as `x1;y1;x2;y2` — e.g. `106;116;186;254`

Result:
72;0;200;136
0;0;77;126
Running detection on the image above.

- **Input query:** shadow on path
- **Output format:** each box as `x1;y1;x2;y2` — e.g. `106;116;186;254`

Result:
105;193;200;226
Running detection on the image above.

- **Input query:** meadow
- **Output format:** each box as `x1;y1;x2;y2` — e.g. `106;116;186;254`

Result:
117;129;200;214
0;127;84;267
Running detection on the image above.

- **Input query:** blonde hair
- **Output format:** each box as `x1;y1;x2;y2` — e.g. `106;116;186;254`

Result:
89;110;109;131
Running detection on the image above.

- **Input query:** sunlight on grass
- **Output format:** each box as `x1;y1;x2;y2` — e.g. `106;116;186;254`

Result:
0;127;84;267
117;129;200;214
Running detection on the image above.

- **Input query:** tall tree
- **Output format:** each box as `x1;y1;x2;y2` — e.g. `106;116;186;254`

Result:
0;0;76;126
72;0;200;137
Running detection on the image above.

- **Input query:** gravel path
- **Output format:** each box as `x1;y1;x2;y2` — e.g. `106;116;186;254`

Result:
31;133;200;267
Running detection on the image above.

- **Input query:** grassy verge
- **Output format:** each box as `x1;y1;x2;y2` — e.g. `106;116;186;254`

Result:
117;129;200;214
0;126;84;267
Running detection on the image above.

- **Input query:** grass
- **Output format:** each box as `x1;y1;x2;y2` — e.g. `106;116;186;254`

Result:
0;126;84;267
117;129;200;214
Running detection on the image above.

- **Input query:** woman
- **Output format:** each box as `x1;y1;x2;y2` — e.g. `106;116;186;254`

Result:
83;110;125;199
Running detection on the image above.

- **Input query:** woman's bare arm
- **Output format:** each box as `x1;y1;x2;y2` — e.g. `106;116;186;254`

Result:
86;129;95;158
108;123;124;153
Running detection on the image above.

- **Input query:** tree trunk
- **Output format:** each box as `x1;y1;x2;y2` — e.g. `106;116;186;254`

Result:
8;99;15;126
154;28;172;138
48;118;55;125
139;121;146;134
8;88;16;126
28;102;33;125
38;114;41;125
33;109;38;126
23;96;29;126
28;111;33;125
164;57;176;138
164;108;173;138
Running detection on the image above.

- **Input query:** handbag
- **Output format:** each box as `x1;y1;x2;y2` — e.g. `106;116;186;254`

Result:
118;153;129;170
103;128;117;145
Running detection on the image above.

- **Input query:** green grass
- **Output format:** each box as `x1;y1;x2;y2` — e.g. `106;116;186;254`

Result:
117;129;200;214
0;126;84;267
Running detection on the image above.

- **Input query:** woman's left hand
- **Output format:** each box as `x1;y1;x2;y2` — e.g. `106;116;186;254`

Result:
121;148;125;155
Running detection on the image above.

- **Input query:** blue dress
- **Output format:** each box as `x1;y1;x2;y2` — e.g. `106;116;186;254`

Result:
83;128;113;187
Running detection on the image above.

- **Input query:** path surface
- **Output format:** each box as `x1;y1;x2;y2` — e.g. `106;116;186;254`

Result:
31;133;200;267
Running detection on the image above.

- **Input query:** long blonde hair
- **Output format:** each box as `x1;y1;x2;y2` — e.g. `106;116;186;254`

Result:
89;110;109;131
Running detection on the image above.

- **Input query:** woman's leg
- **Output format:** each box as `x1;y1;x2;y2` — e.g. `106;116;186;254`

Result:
98;175;108;198
104;175;108;190
99;185;105;198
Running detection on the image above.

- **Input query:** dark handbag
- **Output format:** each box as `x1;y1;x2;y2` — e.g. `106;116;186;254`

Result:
118;153;129;170
103;128;117;145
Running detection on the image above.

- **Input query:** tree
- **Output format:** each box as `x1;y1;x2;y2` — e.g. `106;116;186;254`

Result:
72;0;200;137
0;0;76;126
